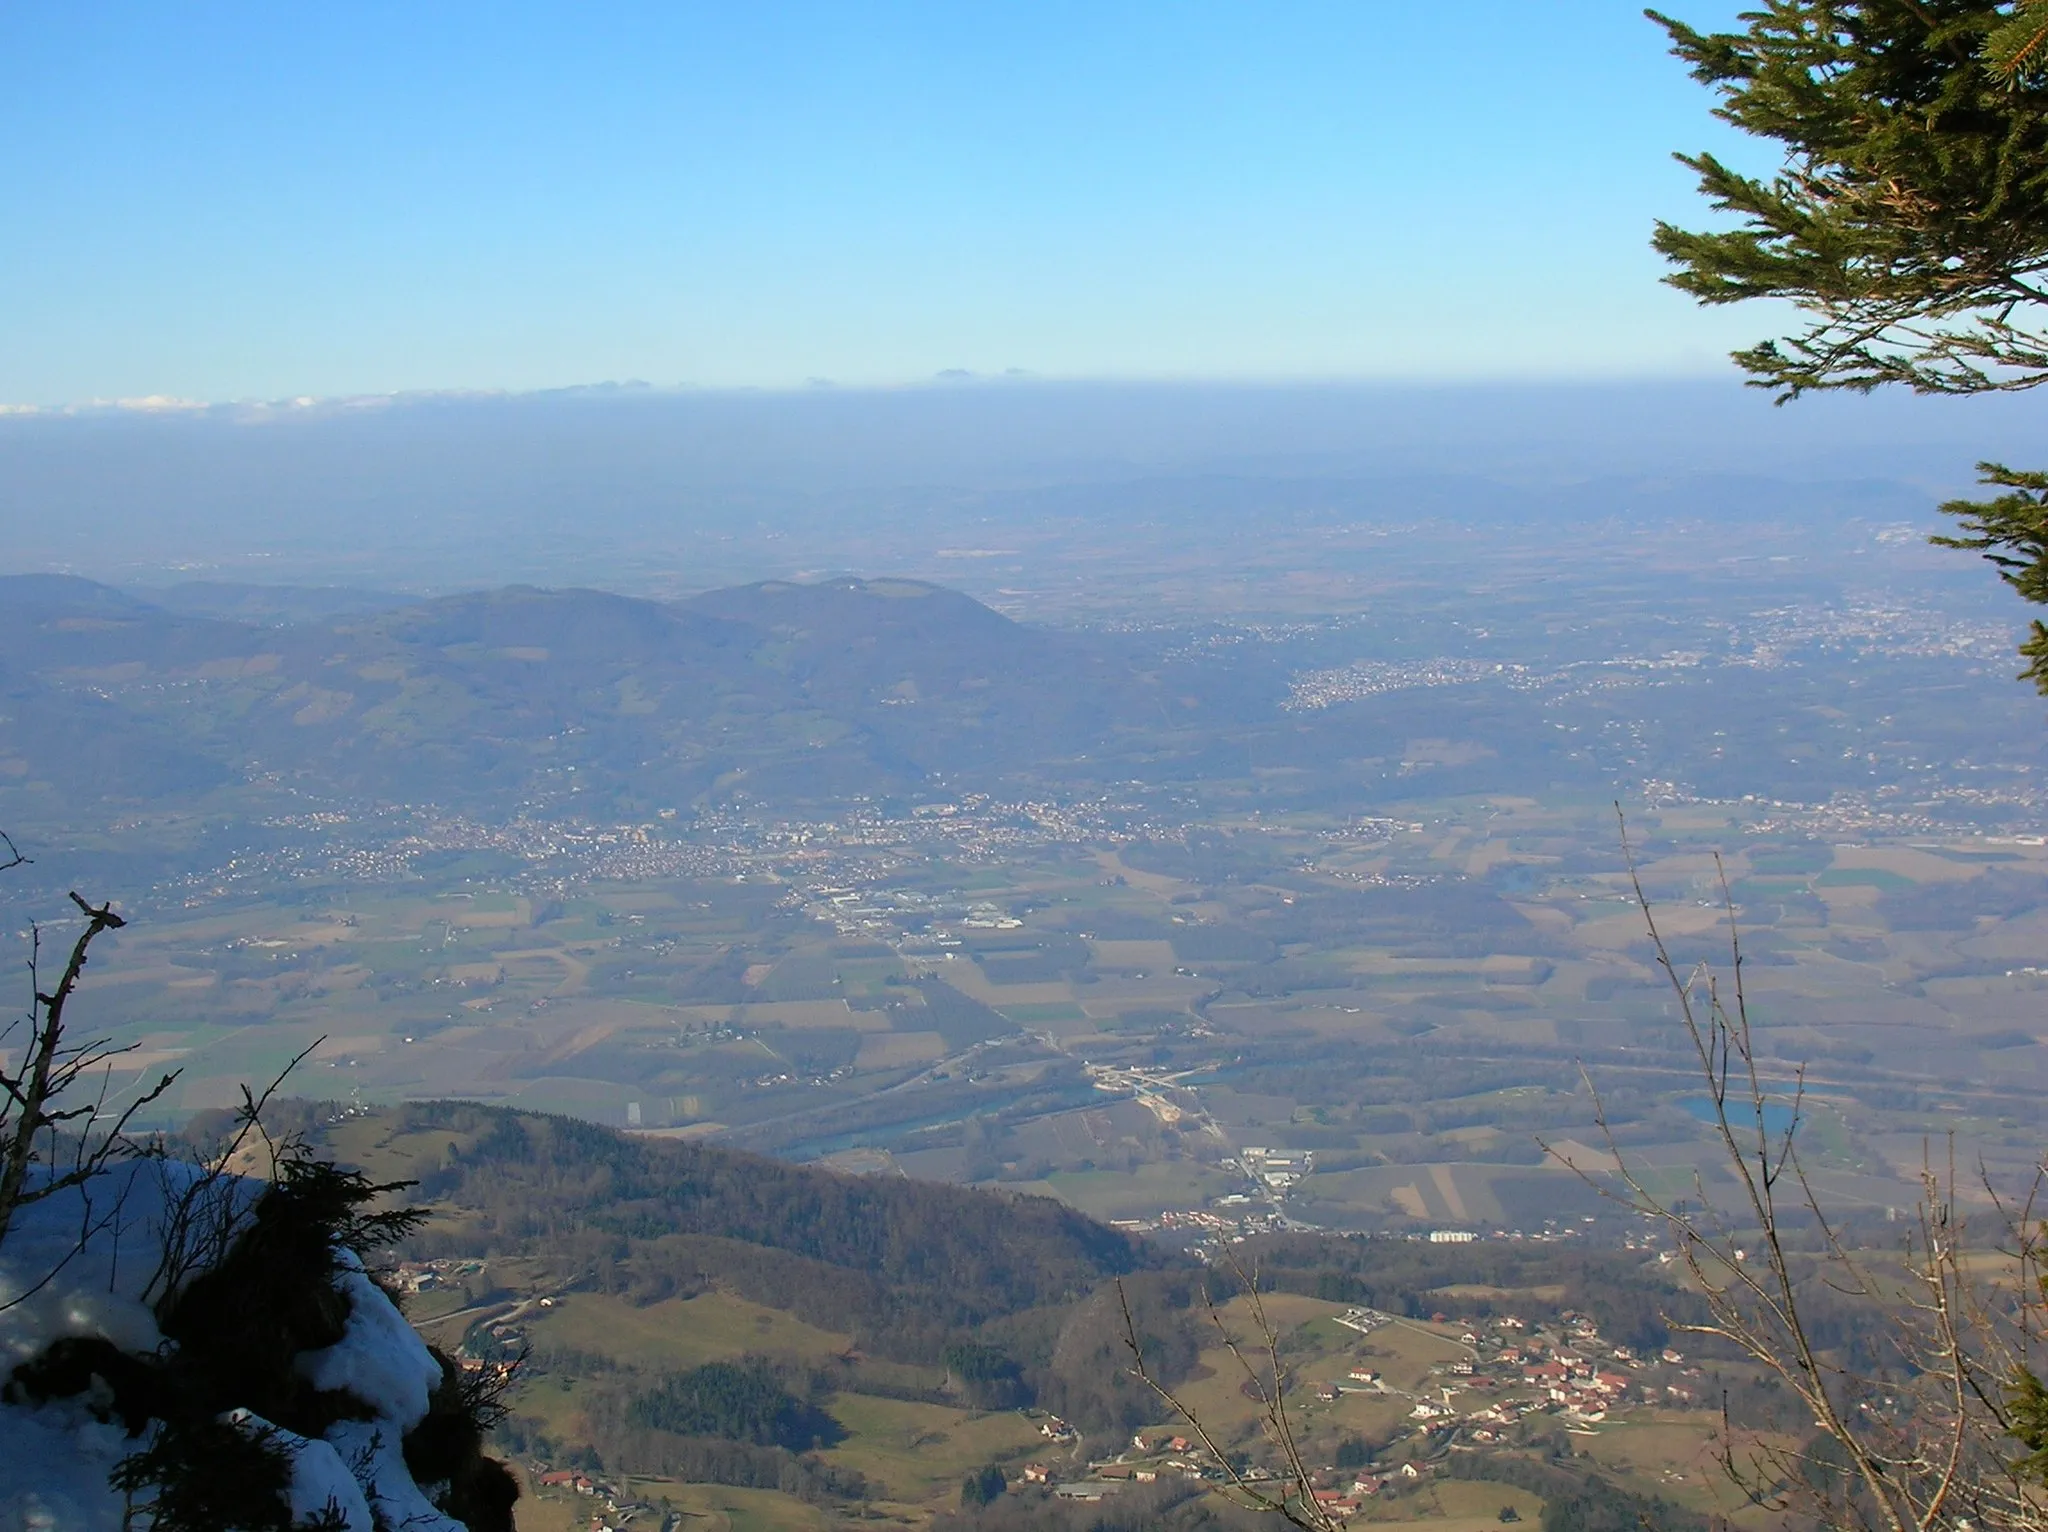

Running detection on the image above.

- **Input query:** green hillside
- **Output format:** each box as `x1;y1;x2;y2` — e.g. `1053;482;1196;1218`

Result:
292;1100;1185;1392
274;1101;1748;1531
351;1099;1157;1326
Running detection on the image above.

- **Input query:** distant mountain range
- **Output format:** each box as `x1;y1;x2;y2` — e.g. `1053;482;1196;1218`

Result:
0;574;1284;820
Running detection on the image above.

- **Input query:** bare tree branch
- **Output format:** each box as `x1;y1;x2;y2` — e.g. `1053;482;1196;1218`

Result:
1117;1247;1342;1532
0;891;178;1251
1542;808;2048;1532
142;1037;325;1310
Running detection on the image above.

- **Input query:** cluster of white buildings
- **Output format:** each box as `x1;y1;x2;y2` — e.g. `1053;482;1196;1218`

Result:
1236;1146;1313;1193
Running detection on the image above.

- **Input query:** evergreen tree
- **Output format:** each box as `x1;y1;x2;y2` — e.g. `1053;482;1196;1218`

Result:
1652;1;2048;686
1657;9;2048;1516
961;1465;1007;1507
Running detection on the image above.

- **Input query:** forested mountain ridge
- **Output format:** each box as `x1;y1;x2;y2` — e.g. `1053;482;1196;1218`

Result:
284;1100;1768;1532
0;573;1269;817
305;1100;1166;1345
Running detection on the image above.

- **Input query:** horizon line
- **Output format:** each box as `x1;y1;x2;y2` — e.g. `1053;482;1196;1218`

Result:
0;368;1767;422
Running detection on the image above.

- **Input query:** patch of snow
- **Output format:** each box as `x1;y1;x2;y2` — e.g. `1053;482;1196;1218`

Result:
227;1410;375;1532
326;1418;464;1532
1;1158;255;1372
296;1256;443;1430
0;1393;142;1532
1;1164;468;1532
0;1159;257;1531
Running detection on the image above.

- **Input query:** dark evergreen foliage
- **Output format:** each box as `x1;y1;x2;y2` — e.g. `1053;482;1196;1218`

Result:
943;1342;1031;1409
8;1336;170;1437
405;1353;523;1532
623;1359;842;1450
4;1153;515;1531
1653;1;2048;689
961;1464;1008;1506
107;1415;296;1532
1652;0;2048;398
572;1394;870;1504
2009;1364;2048;1483
390;1101;1158;1348
1250;1232;1705;1355
157;1156;424;1438
1935;464;2048;686
1444;1453;1711;1532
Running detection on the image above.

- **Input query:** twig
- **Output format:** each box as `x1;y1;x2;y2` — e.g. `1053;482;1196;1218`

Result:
1117;1248;1340;1532
1552;808;2048;1532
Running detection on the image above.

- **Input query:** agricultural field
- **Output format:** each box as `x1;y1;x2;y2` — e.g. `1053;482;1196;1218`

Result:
57;788;2048;1246
516;1478;832;1532
479;1271;1756;1530
489;1295;1053;1517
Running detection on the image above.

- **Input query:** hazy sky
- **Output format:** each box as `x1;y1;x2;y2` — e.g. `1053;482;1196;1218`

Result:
3;3;1767;404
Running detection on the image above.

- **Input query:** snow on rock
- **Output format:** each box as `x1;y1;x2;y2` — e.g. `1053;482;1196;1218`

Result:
226;1410;375;1532
0;1390;144;1532
1;1158;255;1532
0;1157;254;1373
295;1248;463;1531
0;1163;470;1532
327;1417;465;1532
296;1250;443;1430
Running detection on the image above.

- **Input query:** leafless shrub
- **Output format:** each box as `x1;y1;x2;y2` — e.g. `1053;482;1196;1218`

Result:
1118;1244;1342;1532
1543;808;2048;1532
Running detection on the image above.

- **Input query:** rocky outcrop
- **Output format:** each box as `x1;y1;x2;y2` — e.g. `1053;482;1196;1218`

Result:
0;1156;515;1531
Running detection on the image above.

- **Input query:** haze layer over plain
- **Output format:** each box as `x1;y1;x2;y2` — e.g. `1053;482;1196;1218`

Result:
5;382;2048;593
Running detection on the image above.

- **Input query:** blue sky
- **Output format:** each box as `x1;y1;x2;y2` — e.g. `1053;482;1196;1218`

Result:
1;3;1766;403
